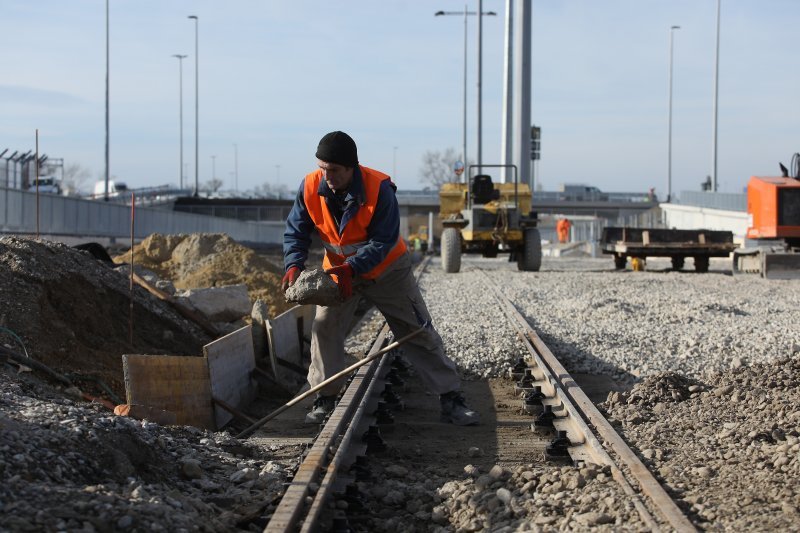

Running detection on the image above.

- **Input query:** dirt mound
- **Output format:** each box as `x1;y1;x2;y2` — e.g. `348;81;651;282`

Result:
0;236;212;399
115;233;291;318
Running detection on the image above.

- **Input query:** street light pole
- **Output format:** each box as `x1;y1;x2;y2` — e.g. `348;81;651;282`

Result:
188;15;199;197
668;25;680;204
233;143;238;193
712;0;721;192
104;0;110;202
173;54;187;190
434;7;496;178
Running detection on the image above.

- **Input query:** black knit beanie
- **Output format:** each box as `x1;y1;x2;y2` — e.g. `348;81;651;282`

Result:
315;131;359;167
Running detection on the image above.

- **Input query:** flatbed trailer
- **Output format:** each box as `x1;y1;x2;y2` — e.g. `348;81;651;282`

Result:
600;227;738;272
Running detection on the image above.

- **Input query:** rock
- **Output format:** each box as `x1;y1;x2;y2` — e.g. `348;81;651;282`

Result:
385;465;408;477
496;488;512;504
488;465;508;480
467;446;482;458
285;269;341;306
179;284;252;322
180;458;203;480
574;512;614;526
464;464;480;477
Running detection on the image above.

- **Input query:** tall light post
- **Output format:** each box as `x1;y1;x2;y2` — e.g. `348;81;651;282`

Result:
172;54;187;190
104;0;110;201
233;143;238;193
712;0;721;192
667;25;680;203
435;7;496;177
188;15;199;197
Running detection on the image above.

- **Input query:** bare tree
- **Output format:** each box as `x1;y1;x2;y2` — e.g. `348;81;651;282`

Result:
61;163;91;195
419;148;466;189
203;178;224;194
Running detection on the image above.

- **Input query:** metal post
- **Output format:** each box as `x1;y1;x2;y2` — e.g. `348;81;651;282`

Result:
512;0;531;189
173;54;187;190
462;5;468;175
500;0;514;183
188;15;199;197
104;0;110;202
712;0;721;192
233;143;238;193
668;25;680;203
477;0;483;168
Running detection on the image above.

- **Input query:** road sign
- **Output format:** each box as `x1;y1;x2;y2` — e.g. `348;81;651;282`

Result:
453;160;464;176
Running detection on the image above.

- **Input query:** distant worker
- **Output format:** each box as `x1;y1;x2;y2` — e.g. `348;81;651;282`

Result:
282;131;479;426
556;217;572;243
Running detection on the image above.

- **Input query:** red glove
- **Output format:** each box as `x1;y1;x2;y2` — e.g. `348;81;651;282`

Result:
325;263;354;300
281;266;301;292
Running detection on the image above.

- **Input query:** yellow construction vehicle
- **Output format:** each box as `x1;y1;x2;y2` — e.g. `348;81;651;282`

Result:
439;164;541;273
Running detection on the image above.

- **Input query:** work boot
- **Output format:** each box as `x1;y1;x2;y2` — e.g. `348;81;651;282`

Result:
305;395;336;424
440;391;480;426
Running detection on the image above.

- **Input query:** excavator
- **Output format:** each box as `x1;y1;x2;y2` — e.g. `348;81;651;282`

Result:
732;153;800;279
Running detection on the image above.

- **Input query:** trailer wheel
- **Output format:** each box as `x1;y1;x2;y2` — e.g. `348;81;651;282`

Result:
614;254;627;270
517;228;542;272
441;228;461;273
671;256;685;271
694;256;709;273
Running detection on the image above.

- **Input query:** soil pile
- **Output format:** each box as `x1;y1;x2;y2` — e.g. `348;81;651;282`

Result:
115;233;291;319
0;236;212;399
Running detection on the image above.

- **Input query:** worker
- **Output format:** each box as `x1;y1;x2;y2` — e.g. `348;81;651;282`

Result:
556;217;572;243
282;131;479;426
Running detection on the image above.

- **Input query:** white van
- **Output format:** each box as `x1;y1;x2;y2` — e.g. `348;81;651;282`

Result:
93;180;128;198
28;177;62;195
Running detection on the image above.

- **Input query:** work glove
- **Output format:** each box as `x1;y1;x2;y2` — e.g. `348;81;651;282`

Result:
325;263;354;301
281;266;301;292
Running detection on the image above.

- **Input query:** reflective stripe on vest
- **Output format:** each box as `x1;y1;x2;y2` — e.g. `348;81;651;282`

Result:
303;166;407;280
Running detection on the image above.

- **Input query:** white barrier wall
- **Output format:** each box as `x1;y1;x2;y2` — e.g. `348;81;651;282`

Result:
661;203;749;244
0;188;284;244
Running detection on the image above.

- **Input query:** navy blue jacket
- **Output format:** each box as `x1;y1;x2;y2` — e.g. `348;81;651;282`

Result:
283;166;401;275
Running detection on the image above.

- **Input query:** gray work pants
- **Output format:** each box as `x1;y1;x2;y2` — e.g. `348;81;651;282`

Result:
308;252;461;397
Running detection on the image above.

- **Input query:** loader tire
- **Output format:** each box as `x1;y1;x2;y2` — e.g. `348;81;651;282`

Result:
441;228;461;273
694;256;709;273
517;228;542;272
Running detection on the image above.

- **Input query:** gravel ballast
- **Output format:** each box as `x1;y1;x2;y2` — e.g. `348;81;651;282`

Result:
2;246;799;531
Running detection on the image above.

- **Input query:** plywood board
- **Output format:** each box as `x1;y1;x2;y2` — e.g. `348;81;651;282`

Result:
122;354;214;430
204;325;256;428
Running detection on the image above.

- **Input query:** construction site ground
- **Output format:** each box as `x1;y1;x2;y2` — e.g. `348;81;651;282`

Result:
1;234;799;532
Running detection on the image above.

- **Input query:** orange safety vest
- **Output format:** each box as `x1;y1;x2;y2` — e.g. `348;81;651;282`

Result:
303;166;407;280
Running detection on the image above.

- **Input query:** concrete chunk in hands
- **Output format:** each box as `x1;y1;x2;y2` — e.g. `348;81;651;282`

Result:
285;268;341;306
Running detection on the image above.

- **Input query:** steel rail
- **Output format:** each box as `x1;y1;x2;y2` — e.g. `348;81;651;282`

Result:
264;325;390;532
264;256;432;532
476;267;696;533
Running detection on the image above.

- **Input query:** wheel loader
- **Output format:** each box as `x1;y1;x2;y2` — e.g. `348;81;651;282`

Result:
438;164;541;273
732;153;800;279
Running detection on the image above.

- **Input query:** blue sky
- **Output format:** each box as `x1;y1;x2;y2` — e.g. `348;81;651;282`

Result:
2;1;799;196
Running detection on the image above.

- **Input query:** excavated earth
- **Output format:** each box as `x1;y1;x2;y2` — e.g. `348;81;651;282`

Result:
1;239;799;532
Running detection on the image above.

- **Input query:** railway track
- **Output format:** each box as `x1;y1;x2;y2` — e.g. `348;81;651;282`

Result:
245;258;696;532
